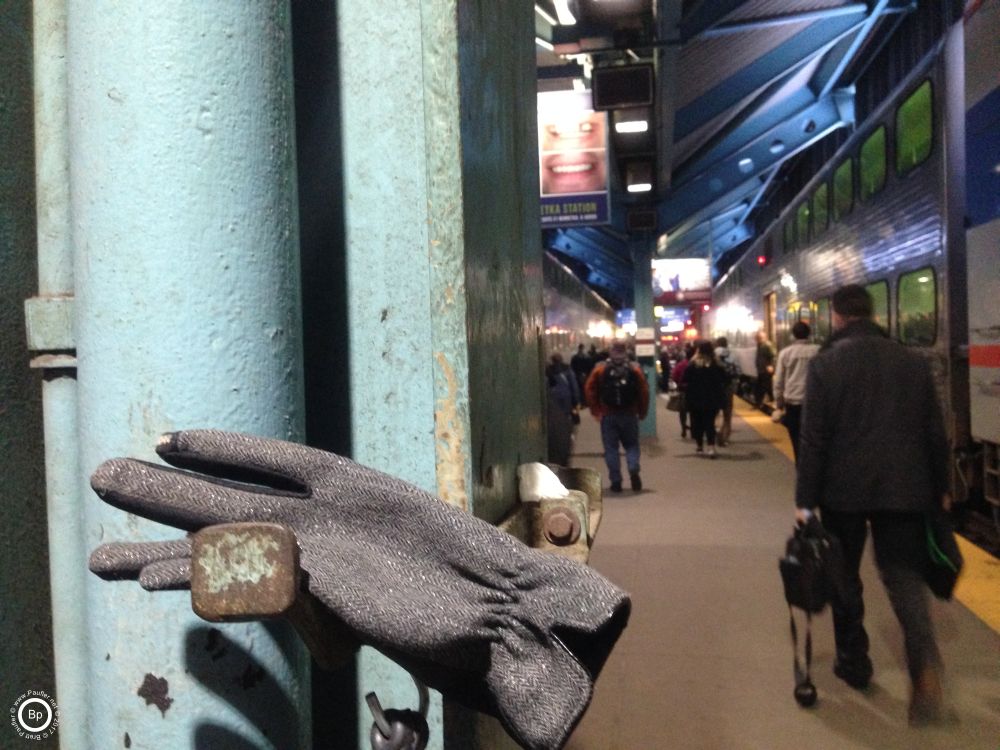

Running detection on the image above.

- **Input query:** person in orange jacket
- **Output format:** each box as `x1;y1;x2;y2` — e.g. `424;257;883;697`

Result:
584;341;649;492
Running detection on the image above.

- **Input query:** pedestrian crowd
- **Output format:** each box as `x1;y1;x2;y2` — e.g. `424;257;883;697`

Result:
543;284;955;727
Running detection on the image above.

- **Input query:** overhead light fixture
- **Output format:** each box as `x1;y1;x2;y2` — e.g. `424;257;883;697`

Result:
615;120;648;134
553;0;577;25
626;160;653;193
614;107;650;134
535;37;554;51
534;4;558;26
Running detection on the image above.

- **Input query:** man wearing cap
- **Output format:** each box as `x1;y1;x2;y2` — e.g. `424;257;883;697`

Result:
584;342;650;492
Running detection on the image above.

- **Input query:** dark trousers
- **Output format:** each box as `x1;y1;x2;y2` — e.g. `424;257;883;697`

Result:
689;409;719;448
755;371;773;406
783;403;803;462
600;411;640;484
821;508;941;681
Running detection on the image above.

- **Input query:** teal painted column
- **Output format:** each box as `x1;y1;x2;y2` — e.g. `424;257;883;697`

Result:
631;237;658;437
68;2;309;747
29;3;89;745
335;1;541;747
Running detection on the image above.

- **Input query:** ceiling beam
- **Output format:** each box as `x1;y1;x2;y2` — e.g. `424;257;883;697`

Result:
678;0;750;42
675;88;854;190
546;228;632;280
673;9;866;141
654;0;683;190
699;4;868;38
659;88;853;233
811;0;915;98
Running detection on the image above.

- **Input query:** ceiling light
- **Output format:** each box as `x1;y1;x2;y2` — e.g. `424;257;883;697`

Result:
535;37;554;51
615;120;648;134
553;0;577;25
626;160;654;194
534;4;558;26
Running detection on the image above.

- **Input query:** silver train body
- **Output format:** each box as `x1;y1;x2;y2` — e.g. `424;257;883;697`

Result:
712;8;999;505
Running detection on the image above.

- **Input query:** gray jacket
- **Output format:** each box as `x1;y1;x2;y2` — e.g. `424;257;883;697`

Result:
795;320;949;513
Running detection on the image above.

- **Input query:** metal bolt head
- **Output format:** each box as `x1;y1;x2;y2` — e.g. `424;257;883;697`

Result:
542;508;581;545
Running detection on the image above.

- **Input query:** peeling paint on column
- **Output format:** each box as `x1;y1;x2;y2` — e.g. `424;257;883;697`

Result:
433;351;468;510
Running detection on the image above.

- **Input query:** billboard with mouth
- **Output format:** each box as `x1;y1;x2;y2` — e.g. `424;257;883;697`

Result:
538;90;610;227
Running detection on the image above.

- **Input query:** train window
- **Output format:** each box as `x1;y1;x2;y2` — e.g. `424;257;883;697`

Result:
783;219;795;254
896;80;933;175
816;298;831;343
813;182;829;237
865;280;890;330
898;268;937;346
796;200;811;247
832;158;854;221
859;126;887;201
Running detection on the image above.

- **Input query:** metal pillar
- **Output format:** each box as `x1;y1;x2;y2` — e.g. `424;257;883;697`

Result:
631;237;658;437
25;2;90;747
67;2;309;747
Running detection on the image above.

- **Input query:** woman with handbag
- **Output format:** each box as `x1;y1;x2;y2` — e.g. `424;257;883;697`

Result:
669;343;694;438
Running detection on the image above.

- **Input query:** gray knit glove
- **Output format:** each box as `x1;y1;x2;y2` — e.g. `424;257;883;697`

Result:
88;430;630;750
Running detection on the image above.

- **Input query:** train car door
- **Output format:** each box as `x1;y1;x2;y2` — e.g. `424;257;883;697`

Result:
763;292;777;344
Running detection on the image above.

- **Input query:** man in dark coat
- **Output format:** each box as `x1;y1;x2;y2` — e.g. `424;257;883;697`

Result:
794;284;951;725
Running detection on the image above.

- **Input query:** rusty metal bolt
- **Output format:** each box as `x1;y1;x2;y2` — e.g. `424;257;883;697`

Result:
542;508;581;546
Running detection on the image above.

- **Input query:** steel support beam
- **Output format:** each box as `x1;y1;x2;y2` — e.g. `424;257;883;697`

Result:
812;0;915;98
678;0;749;41
674;10;865;140
699;4;868;38
662;90;853;232
547;229;632;282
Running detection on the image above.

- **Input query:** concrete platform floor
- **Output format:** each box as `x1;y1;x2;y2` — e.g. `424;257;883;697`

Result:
565;397;1000;750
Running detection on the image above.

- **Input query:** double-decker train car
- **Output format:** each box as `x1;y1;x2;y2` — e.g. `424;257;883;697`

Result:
711;2;997;512
542;250;617;360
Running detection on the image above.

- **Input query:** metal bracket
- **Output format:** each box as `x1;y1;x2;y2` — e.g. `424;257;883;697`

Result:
189;522;359;670
25;295;77;369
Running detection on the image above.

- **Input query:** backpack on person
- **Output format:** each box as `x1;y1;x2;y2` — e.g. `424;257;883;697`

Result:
599;361;639;408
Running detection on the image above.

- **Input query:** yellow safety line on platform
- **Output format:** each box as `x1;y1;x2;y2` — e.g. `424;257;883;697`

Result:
735;398;1000;634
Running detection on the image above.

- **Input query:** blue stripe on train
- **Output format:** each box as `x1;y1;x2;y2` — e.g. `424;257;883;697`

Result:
966;86;1000;228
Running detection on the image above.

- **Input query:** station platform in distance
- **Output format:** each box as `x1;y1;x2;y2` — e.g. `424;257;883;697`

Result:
566;398;1000;750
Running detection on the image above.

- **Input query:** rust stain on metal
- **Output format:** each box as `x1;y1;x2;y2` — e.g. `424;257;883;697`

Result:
191;524;298;622
433;351;468;511
137;673;173;717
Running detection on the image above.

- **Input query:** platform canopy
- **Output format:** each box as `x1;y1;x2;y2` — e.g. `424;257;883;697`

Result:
536;0;914;307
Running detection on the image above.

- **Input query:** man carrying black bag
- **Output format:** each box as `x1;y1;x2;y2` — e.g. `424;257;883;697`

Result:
794;285;959;726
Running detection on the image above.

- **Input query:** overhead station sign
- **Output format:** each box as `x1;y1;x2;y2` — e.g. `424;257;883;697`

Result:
651;258;712;305
538;90;610;227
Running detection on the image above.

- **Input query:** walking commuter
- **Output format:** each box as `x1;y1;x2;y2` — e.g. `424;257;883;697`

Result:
773;321;820;462
585;341;650;492
682;340;727;458
754;330;776;408
714;337;741;446
570;343;593;389
545;353;581;467
795;284;953;725
670;344;694;438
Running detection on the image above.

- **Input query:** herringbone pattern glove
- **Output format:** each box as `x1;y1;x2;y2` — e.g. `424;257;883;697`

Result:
89;430;630;750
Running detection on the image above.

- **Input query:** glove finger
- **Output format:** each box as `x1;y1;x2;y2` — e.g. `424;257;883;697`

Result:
89;539;192;578
155;430;319;491
138;559;192;591
91;458;276;532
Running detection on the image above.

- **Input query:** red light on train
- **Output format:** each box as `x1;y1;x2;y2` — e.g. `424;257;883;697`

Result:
757;254;767;266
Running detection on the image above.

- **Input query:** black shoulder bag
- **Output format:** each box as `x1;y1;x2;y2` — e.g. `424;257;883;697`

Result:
778;517;847;707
